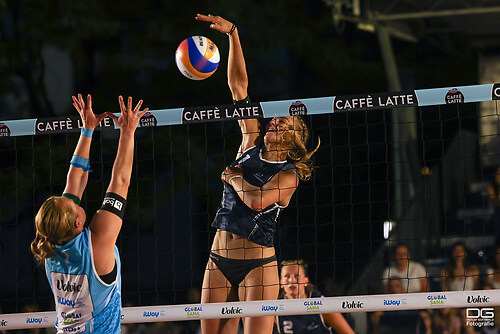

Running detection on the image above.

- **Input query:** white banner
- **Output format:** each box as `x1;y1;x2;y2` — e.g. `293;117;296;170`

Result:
1;290;499;330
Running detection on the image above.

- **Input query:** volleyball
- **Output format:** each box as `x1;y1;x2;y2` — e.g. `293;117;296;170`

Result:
175;36;220;80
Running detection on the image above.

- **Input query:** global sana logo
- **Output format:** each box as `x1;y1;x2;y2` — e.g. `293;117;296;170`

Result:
445;88;464;104
289;101;307;116
304;300;322;311
185;306;202;317
427;294;446;305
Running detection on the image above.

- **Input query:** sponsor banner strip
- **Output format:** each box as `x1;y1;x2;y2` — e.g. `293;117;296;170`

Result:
0;83;498;137
1;290;499;329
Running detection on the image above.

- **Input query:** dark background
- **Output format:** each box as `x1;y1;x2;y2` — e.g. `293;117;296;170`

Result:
0;0;499;316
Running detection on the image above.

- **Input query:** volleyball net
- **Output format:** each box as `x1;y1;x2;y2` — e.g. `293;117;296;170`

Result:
1;83;500;331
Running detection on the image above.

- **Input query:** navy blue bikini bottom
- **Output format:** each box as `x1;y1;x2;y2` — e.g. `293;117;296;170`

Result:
209;252;277;288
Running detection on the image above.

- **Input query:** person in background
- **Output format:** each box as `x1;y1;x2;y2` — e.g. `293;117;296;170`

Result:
382;243;428;293
440;241;479;291
371;277;432;334
277;259;354;334
485;241;500;289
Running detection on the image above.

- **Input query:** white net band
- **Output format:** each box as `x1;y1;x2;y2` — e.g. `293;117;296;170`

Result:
1;290;498;330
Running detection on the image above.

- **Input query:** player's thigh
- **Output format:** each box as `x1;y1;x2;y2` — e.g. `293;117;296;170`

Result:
238;260;279;301
201;259;240;334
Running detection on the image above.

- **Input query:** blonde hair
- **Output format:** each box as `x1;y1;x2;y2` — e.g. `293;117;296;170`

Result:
285;116;320;181
31;196;78;263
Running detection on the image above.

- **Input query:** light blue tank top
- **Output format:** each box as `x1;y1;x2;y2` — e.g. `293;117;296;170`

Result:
45;228;121;333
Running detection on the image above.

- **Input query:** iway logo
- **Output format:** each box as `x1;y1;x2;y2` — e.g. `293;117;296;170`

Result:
57;296;76;308
26;317;42;324
383;299;407;306
262;305;278;312
467;295;490;304
143;311;159;318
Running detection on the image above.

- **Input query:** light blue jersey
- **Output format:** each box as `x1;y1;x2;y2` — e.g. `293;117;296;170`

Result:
45;228;121;333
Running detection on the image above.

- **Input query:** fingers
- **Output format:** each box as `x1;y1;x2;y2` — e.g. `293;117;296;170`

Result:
133;99;143;113
95;113;109;123
138;108;149;119
78;94;85;109
87;94;92;109
118;95;126;113
105;112;119;124
195;13;213;22
127;96;133;112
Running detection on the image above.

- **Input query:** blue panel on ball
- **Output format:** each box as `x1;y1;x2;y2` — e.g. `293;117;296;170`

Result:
186;37;218;74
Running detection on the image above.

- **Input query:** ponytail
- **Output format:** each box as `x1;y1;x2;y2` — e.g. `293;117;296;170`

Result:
31;232;57;263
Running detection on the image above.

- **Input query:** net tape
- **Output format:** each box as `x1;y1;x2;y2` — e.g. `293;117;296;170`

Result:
1;290;499;329
0;83;499;137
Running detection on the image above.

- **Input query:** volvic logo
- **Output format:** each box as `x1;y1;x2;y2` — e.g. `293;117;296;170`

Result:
427;294;446;305
262;305;278;312
57;296;76;308
342;301;363;309
0;320;7;326
221;307;242;315
467;295;490;304
56;279;82;292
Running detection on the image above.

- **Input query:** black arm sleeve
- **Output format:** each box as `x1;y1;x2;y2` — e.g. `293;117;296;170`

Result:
100;192;127;219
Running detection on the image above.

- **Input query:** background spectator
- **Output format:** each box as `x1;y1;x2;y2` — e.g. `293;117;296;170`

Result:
371;277;432;334
440;241;479;291
382;243;428;293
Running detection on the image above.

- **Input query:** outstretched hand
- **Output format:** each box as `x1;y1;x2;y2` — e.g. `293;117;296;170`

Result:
196;14;234;34
72;94;108;130
107;96;148;135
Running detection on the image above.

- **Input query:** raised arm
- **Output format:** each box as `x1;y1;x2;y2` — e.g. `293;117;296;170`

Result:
196;14;260;156
63;94;108;200
90;96;148;276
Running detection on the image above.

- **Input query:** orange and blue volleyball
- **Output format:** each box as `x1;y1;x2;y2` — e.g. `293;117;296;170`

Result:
175;36;220;80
